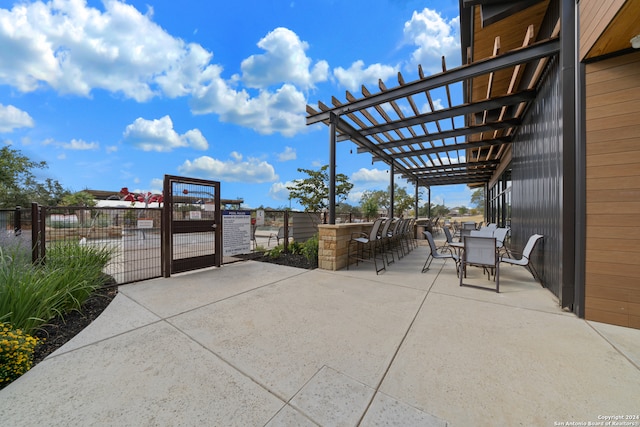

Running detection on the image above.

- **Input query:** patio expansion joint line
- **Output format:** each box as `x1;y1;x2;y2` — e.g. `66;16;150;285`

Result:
153;269;318;408
140;268;312;322
355;261;444;426
162;316;295;409
585;322;640;372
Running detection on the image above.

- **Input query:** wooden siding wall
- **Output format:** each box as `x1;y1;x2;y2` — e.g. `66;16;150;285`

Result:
585;51;640;329
579;0;626;61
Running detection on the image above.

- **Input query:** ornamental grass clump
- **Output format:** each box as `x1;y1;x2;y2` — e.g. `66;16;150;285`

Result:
0;323;40;387
0;242;113;334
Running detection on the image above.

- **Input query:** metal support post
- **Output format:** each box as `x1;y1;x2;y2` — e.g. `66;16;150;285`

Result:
329;113;337;224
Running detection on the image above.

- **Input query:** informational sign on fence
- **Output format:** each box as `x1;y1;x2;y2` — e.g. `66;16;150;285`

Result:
222;210;251;256
255;209;265;226
137;219;154;229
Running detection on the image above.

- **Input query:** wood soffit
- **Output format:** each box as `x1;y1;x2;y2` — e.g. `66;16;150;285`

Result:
306;0;559;188
584;0;640;60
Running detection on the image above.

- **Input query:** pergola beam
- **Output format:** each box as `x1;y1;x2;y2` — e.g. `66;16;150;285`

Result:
365;136;512;158
358;89;535;136
306;37;559;125
410;159;499;174
361;118;519;152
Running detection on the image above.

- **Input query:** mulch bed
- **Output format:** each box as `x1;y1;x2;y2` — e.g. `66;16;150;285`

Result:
32;286;118;365
233;251;317;270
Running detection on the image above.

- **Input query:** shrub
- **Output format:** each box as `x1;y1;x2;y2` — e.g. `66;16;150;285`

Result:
0;323;40;387
288;241;303;255
268;245;284;259
302;234;319;265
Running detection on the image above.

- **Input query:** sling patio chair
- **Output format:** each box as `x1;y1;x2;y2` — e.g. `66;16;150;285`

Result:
442;225;456;251
268;226;285;246
347;217;386;274
499;234;543;283
388;218;406;259
458;228;472;243
459;236;500;292
422;230;459;273
377;217;395;267
492;227;511;257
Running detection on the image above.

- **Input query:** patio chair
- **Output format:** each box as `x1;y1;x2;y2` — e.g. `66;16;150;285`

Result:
388;218;405;259
459;236;500;292
492;227;511;257
268;227;285;246
459;228;472;242
377;217;395;266
400;218;415;254
405;218;417;251
422;231;459;273
347;217;385;274
462;221;477;230
442;226;455;250
470;229;493;237
499;234;543;282
432;217;441;236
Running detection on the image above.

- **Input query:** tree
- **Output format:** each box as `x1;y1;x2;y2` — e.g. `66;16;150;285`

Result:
361;197;379;221
287;165;353;212
336;202;360;216
0;147;70;207
458;206;469;216
393;185;415;217
470;188;485;214
359;184;416;217
60;191;97;207
431;203;449;217
360;189;388;215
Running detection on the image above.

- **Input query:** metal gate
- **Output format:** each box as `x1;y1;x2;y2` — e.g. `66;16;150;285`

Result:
162;175;222;276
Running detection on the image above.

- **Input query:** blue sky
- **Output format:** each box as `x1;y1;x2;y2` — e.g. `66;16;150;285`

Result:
0;0;474;210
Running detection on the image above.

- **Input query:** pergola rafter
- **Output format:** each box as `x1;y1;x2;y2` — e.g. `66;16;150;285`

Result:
305;5;560;223
306;35;560;189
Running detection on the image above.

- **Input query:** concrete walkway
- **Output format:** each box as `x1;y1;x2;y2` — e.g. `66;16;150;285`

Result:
1;247;639;426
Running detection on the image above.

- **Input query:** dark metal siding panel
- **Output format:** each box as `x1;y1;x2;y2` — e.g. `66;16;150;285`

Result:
511;56;563;298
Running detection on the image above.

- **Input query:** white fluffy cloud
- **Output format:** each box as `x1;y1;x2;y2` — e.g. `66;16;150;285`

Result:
62;139;99;150
190;82;307;137
0;104;34;132
43;137;99;150
278;146;296;161
268;181;294;201
404;8;461;74
0;1;184;100
333;60;399;92
123;116;208;152
351;168;390;184
0;2;318;137
241;27;328;90
178;153;278;183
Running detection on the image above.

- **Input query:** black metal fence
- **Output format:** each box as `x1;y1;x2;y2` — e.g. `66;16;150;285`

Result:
1;205;163;285
0;204;375;286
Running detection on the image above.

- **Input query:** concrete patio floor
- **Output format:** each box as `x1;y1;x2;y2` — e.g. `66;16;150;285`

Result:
1;243;639;426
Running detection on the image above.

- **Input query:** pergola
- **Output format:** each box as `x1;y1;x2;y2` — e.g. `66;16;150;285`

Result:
306;0;560;224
